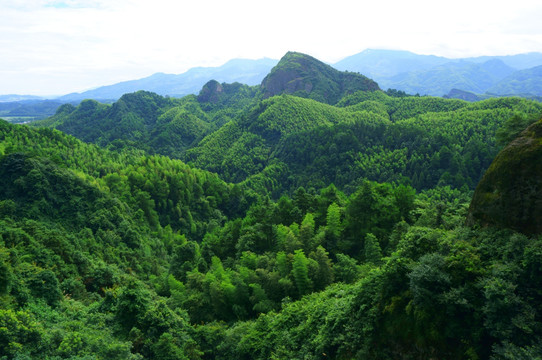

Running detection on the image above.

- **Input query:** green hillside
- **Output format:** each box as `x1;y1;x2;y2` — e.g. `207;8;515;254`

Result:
38;91;213;157
261;51;380;104
3;51;542;359
187;91;542;195
4;115;542;359
37;74;542;198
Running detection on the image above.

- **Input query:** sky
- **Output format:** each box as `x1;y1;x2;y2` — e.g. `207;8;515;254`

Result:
1;0;542;96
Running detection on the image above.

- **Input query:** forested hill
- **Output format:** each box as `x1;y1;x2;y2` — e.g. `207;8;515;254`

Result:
38;79;542;196
261;51;380;104
3;50;542;359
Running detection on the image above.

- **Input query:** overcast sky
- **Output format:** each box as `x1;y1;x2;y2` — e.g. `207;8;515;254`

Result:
2;0;542;96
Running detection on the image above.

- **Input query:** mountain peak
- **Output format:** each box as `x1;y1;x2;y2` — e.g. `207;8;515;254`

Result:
197;80;224;103
260;52;379;104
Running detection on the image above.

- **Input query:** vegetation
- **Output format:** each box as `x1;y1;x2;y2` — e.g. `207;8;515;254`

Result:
2;52;542;359
260;51;379;104
468;117;542;234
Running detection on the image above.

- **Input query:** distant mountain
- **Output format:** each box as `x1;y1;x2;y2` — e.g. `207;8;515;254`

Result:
261;51;379;104
333;49;451;79
4;49;542;104
468;52;542;70
0;94;44;102
487;65;542;97
0;99;66;122
26;49;542;103
334;49;542;97
335;49;542;77
378;59;515;96
58;58;278;101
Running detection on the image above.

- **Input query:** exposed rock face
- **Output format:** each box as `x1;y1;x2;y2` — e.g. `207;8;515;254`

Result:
261;51;380;104
197;80;224;103
444;88;480;102
467;118;542;234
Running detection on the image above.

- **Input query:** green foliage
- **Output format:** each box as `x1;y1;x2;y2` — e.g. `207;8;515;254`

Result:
37;91;211;158
0;309;42;358
495;112;540;146
333;253;360;283
34;82;542;198
364;233;383;265
3;60;542;359
261;51;379;105
291;249;312;296
468;117;542;234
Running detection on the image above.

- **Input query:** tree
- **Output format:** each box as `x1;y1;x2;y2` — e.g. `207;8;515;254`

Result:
325;202;342;251
309;246;334;291
28;269;62;307
292;249;312;297
299;213;316;252
333;254;359;283
364;233;382;265
0;249;12;295
152;332;188;360
115;279;151;332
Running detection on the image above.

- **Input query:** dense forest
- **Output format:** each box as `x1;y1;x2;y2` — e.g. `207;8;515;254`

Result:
1;52;542;359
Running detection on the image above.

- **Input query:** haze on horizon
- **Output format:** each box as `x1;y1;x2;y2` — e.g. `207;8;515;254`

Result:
2;0;542;96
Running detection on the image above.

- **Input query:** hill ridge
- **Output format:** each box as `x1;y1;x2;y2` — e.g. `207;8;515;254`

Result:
261;51;380;104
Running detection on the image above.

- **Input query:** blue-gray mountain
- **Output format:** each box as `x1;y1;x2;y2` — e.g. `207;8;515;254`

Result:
487;65;542;97
3;49;542;107
334;49;542;97
62;49;542;100
58;58;279;102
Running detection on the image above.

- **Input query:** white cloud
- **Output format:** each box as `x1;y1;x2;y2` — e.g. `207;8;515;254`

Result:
1;0;542;95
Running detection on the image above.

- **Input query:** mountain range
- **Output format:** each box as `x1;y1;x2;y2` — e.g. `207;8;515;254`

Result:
58;57;278;102
3;49;542;123
55;49;542;101
334;49;542;97
37;51;542;195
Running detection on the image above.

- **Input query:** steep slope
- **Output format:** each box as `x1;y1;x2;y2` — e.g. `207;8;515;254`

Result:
196;80;261;111
468;117;542;234
261;52;379;104
0;120;245;238
184;95;367;183
0;120;256;359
